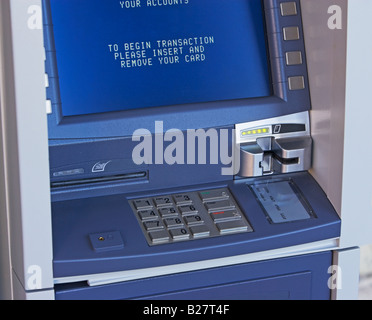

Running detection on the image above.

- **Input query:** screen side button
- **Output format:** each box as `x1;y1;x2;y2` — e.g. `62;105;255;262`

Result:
280;2;298;16
286;51;303;66
288;76;305;90
283;26;300;41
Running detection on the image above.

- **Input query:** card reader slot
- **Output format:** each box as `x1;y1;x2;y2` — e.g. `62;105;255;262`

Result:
51;171;147;188
271;152;299;165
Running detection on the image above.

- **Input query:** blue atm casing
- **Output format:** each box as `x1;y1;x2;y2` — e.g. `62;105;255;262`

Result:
43;0;341;299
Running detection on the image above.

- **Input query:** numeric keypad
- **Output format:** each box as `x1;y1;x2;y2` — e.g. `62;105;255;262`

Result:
130;188;253;246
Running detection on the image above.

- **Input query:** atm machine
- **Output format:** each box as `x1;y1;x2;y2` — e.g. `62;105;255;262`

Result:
0;0;371;300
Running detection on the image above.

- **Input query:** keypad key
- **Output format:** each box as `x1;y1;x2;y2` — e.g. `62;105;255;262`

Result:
143;220;163;231
189;225;210;238
204;200;235;212
138;209;158;220
210;210;241;222
158;206;178;217
164;217;184;228
216;220;250;235
184;215;204;225
133;198;153;210
169;228;190;241
178;204;198;215
154;196;174;207
199;189;229;202
173;193;193;205
148;230;170;244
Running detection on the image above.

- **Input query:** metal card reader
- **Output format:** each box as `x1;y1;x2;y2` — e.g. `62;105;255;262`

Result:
236;112;312;178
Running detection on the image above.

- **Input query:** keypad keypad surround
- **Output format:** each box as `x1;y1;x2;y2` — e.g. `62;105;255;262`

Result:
130;188;253;246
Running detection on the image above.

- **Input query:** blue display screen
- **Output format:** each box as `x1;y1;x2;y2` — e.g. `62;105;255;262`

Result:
49;0;271;117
